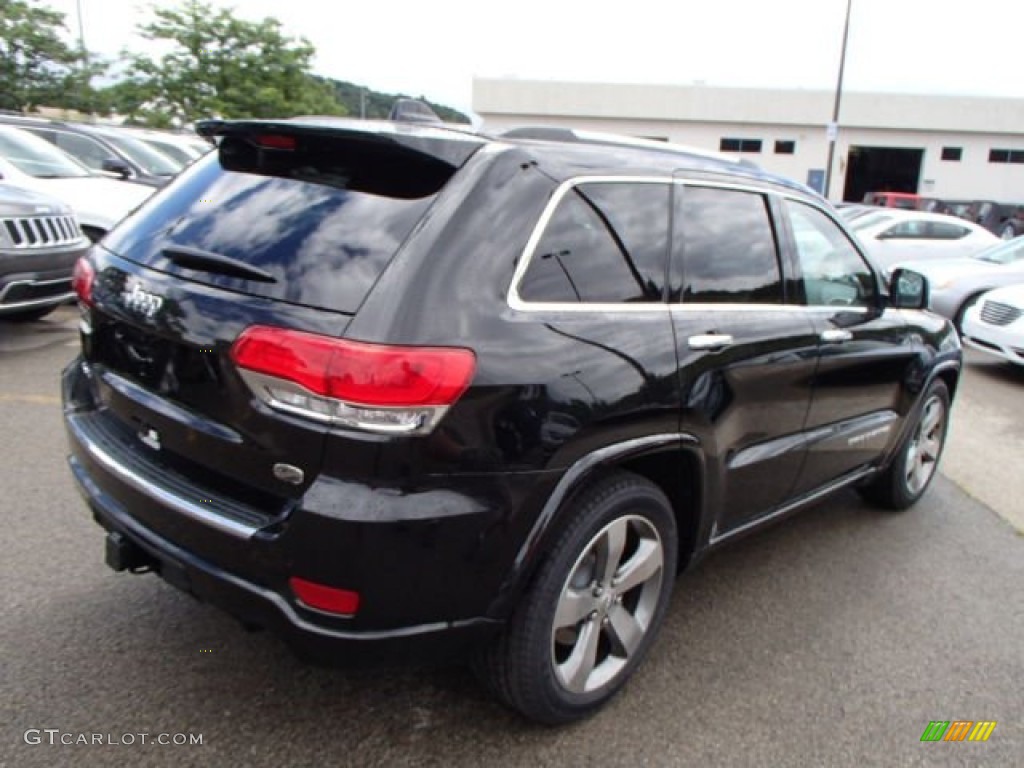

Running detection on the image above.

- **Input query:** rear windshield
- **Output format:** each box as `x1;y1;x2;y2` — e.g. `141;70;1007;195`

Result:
102;137;453;313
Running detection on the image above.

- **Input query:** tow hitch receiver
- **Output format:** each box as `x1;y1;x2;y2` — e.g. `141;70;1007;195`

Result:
105;531;156;573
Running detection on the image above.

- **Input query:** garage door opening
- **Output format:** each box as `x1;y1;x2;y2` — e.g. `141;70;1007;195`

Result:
842;146;923;203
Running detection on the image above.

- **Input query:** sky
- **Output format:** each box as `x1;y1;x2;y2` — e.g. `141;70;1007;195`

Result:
44;0;1024;117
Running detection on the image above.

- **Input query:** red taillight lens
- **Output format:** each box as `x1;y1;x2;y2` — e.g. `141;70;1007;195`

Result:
289;577;360;616
72;257;95;306
230;326;476;434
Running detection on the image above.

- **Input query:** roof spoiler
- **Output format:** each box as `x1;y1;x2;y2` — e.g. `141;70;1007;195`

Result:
196;119;483;170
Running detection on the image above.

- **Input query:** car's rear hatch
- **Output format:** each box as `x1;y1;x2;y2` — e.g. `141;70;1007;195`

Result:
75;120;483;545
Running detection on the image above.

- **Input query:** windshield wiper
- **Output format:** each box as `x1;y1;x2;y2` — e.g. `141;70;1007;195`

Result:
163;245;277;283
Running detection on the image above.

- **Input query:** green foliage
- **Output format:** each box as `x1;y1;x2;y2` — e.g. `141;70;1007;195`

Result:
328;79;471;124
0;0;97;111
120;0;346;125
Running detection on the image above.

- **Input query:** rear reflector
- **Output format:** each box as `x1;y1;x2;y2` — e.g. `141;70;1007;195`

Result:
289;577;360;616
72;257;95;306
230;326;476;435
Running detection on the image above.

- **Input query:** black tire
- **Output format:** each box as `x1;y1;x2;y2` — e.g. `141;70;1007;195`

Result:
859;380;950;511
999;223;1018;241
1;305;58;322
473;471;678;725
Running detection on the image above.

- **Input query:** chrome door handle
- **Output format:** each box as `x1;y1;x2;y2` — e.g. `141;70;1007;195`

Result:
820;329;853;344
688;333;734;351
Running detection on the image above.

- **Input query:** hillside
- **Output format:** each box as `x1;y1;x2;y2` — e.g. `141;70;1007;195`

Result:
326;79;472;124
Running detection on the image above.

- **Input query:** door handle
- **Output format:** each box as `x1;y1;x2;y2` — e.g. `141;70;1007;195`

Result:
820;329;853;344
688;333;734;351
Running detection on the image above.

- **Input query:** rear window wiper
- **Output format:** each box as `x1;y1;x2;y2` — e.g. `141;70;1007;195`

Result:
162;245;277;283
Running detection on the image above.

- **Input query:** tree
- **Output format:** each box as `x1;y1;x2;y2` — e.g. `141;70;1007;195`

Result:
0;0;94;112
121;0;345;125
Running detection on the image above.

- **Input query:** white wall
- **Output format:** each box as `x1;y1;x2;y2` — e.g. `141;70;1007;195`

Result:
475;80;1024;203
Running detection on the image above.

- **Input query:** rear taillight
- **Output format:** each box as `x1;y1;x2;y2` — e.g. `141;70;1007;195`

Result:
72;257;95;306
230;326;476;435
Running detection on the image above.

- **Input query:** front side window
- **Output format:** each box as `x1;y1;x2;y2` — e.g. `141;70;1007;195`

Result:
518;182;670;303
676;186;782;304
54;132;111;171
784;201;875;308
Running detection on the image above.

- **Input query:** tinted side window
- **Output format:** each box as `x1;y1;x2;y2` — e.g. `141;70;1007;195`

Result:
927;221;969;240
519;182;669;303
677;186;782;304
785;201;876;308
55;132;110;170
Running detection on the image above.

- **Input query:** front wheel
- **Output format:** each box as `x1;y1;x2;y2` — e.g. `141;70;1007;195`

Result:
474;471;678;724
1000;223;1018;240
860;380;950;510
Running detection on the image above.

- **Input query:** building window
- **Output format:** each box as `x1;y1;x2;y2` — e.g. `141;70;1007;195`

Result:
720;138;762;153
941;147;962;161
989;149;1024;164
774;140;796;155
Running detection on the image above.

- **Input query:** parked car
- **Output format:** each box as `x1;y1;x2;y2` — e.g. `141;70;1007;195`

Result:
862;191;921;209
918;198;1024;239
894;236;1024;330
0;183;89;321
849;209;1000;272
62;118;961;725
0;115;181;187
123;128;211;166
961;284;1024;366
0;125;155;241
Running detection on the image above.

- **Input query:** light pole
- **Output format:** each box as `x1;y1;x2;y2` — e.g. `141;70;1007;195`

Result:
75;0;86;53
824;0;853;201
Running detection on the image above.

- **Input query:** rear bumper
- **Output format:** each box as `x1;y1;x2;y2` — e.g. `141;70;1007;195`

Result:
62;358;554;663
69;452;499;664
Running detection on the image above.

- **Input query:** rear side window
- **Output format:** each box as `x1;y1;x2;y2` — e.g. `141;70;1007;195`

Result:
518;182;669;303
676;186;783;304
102;136;454;314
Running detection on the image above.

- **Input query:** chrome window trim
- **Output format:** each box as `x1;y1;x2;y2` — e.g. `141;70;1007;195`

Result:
506;175;868;315
507;175;672;313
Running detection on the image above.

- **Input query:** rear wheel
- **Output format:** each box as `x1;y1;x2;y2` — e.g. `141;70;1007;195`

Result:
1000;223;1019;240
474;471;677;724
860;380;949;510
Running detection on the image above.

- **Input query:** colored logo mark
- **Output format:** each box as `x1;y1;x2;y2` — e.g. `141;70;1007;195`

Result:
920;720;996;742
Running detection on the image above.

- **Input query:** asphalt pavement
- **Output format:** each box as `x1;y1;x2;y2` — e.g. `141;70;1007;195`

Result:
1;308;1021;767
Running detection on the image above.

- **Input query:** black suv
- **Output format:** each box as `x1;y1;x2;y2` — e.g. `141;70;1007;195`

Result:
62;119;961;724
1;183;89;321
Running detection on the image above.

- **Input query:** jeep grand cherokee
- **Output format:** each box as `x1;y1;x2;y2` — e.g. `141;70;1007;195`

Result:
62;119;961;724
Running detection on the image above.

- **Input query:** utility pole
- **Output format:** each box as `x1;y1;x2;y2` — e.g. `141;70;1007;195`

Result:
824;0;853;201
75;0;86;52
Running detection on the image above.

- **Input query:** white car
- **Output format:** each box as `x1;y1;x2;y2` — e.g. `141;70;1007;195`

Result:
0;126;154;241
848;209;1000;272
961;284;1024;366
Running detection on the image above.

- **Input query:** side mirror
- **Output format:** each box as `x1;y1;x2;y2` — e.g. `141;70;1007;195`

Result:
890;268;929;309
100;157;132;179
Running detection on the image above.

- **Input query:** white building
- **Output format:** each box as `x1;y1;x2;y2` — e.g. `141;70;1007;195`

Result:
473;78;1024;203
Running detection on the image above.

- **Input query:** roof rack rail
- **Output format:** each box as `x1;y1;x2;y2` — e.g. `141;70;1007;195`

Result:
497;125;746;166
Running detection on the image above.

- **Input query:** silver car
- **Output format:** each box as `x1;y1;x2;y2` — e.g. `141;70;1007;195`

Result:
894;236;1024;330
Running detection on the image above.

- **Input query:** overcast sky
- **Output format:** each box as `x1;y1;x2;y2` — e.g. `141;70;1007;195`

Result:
45;0;1024;116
